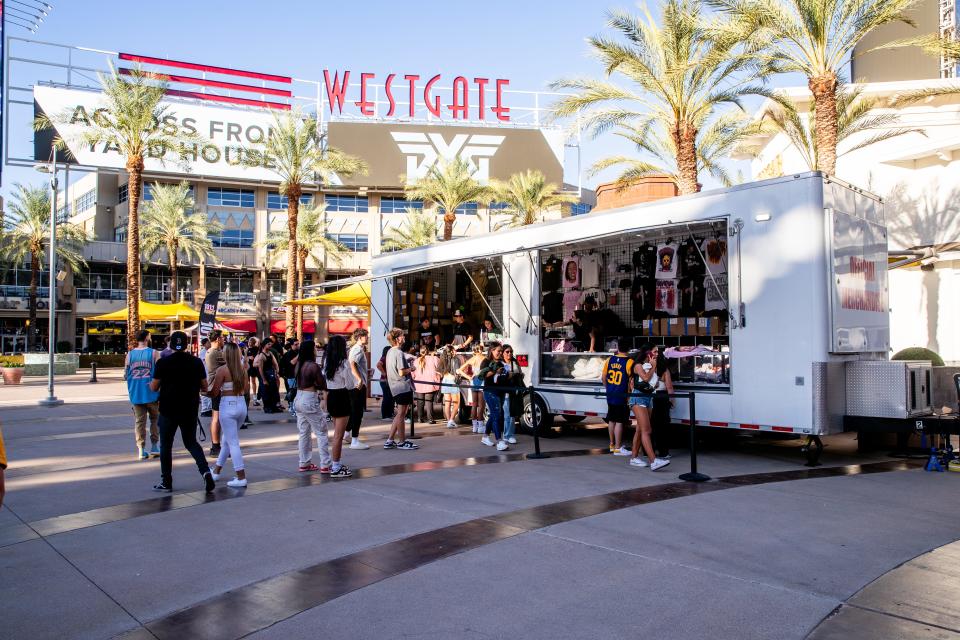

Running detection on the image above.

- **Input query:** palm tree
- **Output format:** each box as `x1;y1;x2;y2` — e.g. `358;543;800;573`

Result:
260;204;345;340
404;159;493;241
259;109;366;338
139;181;219;302
490;170;578;228
0;183;87;350
708;0;920;175
381;210;439;251
762;85;922;171
551;2;778;195
34;64;198;340
887;37;960;105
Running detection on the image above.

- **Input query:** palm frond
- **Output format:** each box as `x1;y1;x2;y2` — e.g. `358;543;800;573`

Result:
381;211;439;251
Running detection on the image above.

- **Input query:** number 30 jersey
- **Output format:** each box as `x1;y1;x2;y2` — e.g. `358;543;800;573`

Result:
603;355;634;406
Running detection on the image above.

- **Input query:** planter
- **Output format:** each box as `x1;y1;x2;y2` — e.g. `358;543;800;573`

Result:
2;367;24;385
23;353;79;376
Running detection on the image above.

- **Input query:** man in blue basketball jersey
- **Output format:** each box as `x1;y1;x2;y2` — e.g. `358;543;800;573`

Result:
603;339;633;456
125;329;161;460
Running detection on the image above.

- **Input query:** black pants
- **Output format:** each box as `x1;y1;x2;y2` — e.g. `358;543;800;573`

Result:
348;385;366;438
413;391;435;423
379;380;394;419
159;413;210;487
652;392;671;457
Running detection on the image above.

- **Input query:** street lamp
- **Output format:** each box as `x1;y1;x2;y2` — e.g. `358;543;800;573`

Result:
34;149;63;407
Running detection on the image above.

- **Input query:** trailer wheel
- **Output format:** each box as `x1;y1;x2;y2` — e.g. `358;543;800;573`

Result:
521;393;554;435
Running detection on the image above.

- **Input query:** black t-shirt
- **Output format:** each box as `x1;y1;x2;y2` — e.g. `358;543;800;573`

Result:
450;319;473;345
632;244;657;279
542;291;563;324
153;351;207;416
542;256;562;291
678;238;706;278
279;349;299;378
631;274;655;319
678;277;706;315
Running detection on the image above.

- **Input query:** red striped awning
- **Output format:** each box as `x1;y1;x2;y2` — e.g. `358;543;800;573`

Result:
270;320;316;334
328;318;367;334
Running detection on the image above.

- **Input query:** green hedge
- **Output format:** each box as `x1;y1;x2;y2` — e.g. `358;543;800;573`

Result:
892;347;945;367
79;354;126;368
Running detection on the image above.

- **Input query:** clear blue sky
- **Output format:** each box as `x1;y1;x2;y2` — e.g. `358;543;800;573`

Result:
2;0;792;200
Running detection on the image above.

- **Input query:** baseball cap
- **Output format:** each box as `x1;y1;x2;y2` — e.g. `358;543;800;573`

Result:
170;331;189;351
453;310;463;317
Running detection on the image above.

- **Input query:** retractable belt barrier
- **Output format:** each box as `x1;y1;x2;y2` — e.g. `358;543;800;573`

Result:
405;378;707;482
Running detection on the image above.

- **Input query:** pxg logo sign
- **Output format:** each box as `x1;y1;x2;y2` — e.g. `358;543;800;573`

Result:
391;132;506;183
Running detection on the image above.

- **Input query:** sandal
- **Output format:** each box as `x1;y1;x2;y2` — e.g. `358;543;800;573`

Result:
298;463;320;472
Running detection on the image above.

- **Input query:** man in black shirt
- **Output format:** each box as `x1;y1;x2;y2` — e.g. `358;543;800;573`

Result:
279;339;299;413
150;331;215;493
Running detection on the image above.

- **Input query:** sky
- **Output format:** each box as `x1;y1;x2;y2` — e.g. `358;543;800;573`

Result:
1;0;800;201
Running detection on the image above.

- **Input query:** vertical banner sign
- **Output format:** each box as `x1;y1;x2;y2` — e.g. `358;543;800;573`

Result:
1;0;5;187
198;291;220;339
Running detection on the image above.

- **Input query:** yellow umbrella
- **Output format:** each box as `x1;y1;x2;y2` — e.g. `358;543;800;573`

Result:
286;281;371;307
86;300;200;322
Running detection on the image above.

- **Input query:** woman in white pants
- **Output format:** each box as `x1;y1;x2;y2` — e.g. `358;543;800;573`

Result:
209;343;251;487
292;341;332;474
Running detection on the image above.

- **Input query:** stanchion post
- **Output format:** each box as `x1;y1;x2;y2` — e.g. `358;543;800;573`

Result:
526;386;546;459
679;392;710;482
88;361;98;383
407;403;421;439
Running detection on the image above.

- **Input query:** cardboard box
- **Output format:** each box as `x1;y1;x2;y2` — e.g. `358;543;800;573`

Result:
682;318;698;336
661;318;682;337
697;316;728;336
639;319;657;336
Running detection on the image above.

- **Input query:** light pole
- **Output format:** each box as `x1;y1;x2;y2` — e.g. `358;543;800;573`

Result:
35;149;63;407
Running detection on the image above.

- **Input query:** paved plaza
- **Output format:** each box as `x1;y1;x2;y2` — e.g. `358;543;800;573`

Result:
2;372;960;640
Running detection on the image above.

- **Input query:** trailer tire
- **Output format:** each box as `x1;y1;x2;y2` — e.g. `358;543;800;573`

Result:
521;393;554;435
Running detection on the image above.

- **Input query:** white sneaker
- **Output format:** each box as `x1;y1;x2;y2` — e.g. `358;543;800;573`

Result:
506;437;517;444
629;457;649;467
473;420;482;433
349;440;370;450
209;469;221;481
447;420;457;429
613;447;632;456
480;436;495;447
650;458;671;471
496;440;509;451
227;477;247;487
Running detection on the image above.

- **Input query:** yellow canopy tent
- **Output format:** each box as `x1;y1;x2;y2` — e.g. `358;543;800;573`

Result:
86;300;200;322
285;281;371;307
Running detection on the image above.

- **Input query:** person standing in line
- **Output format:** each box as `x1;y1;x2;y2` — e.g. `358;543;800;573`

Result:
292;341;331;474
257;337;283;413
198;338;212;416
125;329;161;460
0;424;6;509
628;344;671;471
204;330;227;457
209;342;250;488
321;335;355;477
412;345;441;425
457;344;487;433
375;345;394;420
651;348;674;460
347;328;370;450
149;331;215;493
500;344;524;445
603;340;634;456
159;337;174;359
246;337;261;406
479;342;509;450
438;346;461;429
279;338;299;417
384;328;419;450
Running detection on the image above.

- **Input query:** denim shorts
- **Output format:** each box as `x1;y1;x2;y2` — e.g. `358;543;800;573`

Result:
628;395;653;409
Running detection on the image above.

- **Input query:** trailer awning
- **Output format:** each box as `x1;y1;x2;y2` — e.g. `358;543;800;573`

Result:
304;257;485;290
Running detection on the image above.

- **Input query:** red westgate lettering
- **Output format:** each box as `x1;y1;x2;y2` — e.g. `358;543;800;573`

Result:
385;73;397;117
493;79;510;121
323;70;350;114
405;74;420;118
355;72;375;116
474;77;489;120
449;76;469;119
424;74;442;117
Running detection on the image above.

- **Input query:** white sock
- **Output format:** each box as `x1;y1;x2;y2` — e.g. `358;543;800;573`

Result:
351;437;359;445
332;461;341;472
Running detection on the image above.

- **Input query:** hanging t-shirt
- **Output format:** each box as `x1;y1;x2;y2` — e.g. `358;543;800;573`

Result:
655;280;678;315
580;288;607;307
704;273;727;311
677;277;706;316
701;237;728;275
542;256;562;291
542;291;564;324
655;242;678;280
580;254;601;288
631;275;655;320
563;290;583;320
678;238;706;278
562;256;581;289
632;244;657;280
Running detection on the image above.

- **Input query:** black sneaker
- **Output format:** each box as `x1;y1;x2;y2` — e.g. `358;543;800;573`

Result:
329;465;352;478
397;440;420;450
209;443;221;457
203;471;215;493
153;481;172;493
383;440;396;449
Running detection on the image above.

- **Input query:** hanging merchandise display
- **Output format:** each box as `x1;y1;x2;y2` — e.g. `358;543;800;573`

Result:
677;276;706;316
678;237;706;278
704;273;728;311
632;273;655;319
633;243;657;279
701;236;728;275
542;255;562;291
655;241;678;279
580;252;602;288
562;255;581;289
563;289;582;320
542;290;564;323
655;280;678;315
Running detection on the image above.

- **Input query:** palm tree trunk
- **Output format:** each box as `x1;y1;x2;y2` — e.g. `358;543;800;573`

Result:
27;250;39;350
285;188;301;339
296;251;306;342
167;245;178;303
674;122;700;195
442;212;456;241
809;74;839;175
126;158;144;344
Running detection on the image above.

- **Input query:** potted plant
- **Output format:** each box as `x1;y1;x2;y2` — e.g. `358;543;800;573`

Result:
1;356;25;385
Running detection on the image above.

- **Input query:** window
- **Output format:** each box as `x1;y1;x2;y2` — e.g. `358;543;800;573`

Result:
74;189;96;213
207;187;254;208
379;197;423;213
143;183;194;202
57;203;71;221
267;192;314;210
438;202;478;215
118;184;128;204
325;194;368;212
326;233;368;252
114;225;128;243
77;265;128;300
488;202;510;212
0;259;50;298
570;202;593;216
208;211;255;248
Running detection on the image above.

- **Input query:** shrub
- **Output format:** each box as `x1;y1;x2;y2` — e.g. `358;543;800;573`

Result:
79;354;127;369
0;355;25;367
892;347;945;367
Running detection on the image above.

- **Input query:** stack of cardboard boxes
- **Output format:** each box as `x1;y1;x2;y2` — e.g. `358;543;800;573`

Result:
394;276;447;329
637;316;727;337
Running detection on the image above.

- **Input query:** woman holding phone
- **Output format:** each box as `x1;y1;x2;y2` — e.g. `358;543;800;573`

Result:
628;344;671;471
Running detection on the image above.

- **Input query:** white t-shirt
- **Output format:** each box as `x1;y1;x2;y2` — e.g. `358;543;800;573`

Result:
580;254;601;288
655;242;679;280
349;343;368;386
